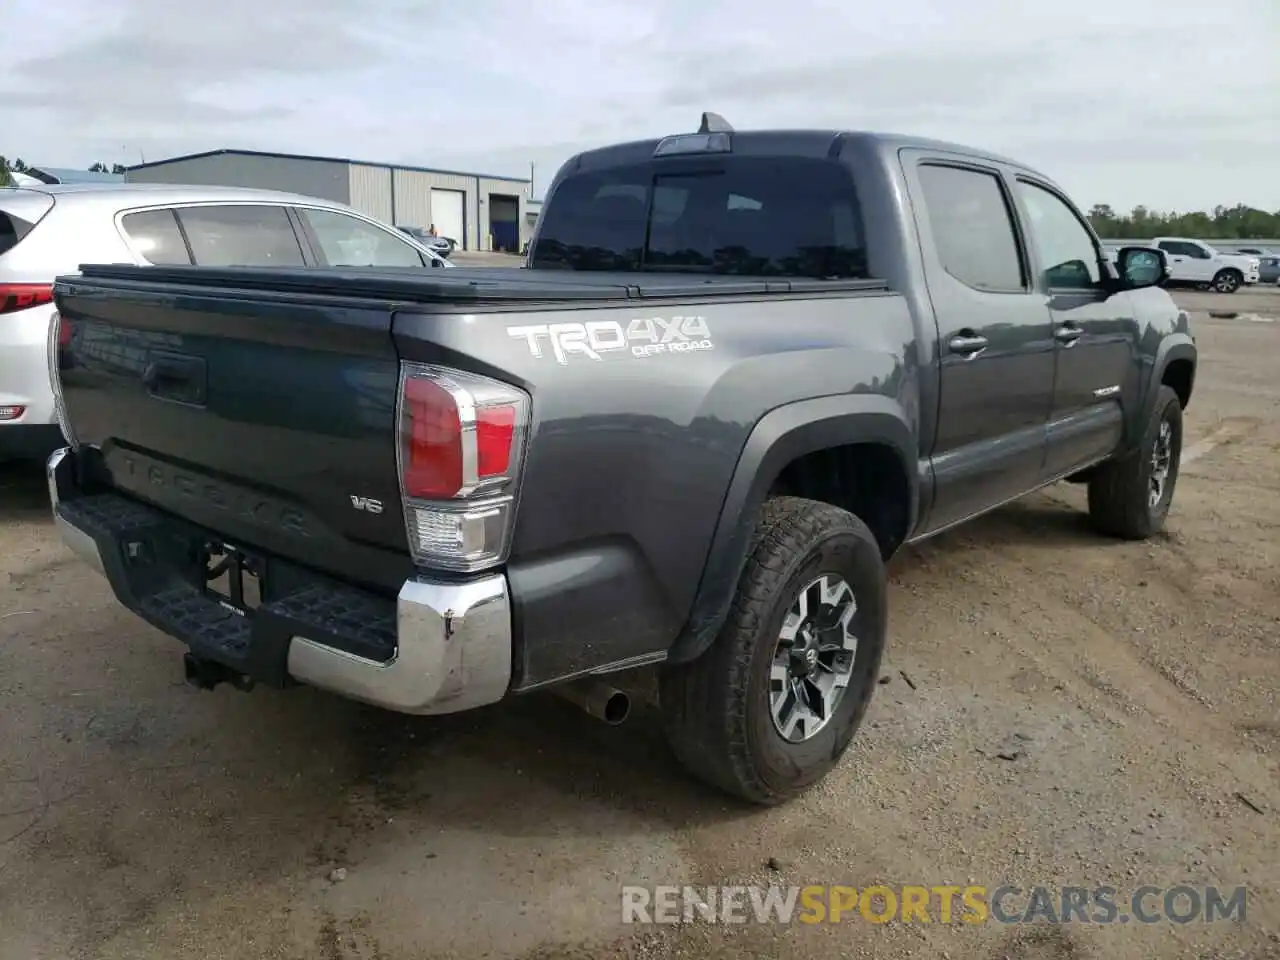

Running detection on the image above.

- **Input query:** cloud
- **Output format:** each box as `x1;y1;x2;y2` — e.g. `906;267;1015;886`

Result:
2;0;1276;212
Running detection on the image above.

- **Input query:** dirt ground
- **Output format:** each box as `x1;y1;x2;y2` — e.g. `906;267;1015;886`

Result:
1;289;1277;960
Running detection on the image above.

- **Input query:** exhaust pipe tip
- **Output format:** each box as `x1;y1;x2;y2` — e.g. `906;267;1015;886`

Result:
600;688;630;725
553;678;631;725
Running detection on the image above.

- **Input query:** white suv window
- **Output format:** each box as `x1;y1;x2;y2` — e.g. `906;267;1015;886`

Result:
301;209;426;267
176;204;306;267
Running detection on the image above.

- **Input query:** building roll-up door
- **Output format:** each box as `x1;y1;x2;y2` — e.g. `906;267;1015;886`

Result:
430;189;466;249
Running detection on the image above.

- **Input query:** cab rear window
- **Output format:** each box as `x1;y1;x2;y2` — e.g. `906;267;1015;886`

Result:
530;156;868;278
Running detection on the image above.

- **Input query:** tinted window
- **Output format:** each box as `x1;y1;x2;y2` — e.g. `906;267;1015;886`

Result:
1014;181;1100;289
177;205;305;267
302;209;426;267
917;165;1024;292
1159;241;1197;257
120;209;192;265
531;157;867;278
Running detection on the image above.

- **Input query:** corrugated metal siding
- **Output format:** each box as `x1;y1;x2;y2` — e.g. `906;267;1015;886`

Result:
125;154;350;204
392;169;475;245
347;164;392;222
392;170;432;230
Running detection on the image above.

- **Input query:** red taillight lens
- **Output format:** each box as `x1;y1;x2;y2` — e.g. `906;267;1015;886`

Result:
403;377;464;499
0;283;54;315
476;405;517;477
399;364;529;500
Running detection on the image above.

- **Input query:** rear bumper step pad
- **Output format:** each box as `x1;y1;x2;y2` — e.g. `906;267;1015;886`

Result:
47;446;513;715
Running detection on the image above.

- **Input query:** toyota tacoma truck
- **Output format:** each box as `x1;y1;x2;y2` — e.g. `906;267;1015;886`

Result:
46;114;1197;805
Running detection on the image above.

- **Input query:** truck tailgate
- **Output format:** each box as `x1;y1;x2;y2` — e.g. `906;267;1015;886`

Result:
54;271;412;592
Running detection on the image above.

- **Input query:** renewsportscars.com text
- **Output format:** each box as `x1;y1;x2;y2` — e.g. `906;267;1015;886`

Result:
621;884;1247;926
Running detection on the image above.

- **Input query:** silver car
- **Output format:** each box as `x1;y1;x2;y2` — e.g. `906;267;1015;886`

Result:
0;182;452;460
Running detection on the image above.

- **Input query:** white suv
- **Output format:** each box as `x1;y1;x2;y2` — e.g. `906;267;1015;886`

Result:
0;182;451;461
1151;237;1260;293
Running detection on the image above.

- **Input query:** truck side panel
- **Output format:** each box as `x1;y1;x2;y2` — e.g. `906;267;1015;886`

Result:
392;290;917;688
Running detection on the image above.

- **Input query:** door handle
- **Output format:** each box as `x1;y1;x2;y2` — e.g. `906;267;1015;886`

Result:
1054;324;1083;345
948;333;989;357
143;351;207;405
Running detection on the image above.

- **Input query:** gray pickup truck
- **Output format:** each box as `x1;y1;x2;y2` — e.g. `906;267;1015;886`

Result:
46;114;1196;805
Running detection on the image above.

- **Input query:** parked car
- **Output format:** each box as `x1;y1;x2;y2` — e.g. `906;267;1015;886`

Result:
1235;249;1280;283
1150;237;1260;292
398;226;456;258
0;182;451;461
45;115;1195;805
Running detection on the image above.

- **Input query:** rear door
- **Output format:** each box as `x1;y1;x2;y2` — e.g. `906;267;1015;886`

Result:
903;154;1055;533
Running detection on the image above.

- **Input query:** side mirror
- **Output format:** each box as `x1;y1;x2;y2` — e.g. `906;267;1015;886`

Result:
1117;246;1167;290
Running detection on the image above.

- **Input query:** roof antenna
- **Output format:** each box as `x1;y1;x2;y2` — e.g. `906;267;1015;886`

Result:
698;112;733;134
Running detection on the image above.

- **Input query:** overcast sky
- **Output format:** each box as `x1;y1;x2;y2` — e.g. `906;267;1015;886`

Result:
4;0;1277;212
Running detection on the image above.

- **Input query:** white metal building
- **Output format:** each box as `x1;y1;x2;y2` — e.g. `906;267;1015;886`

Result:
125;149;532;253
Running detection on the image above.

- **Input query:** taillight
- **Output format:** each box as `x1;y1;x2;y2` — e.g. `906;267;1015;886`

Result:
396;362;530;572
0;283;54;315
46;310;77;447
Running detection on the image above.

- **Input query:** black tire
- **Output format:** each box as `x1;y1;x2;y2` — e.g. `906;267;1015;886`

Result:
1212;269;1242;293
659;496;888;805
1086;385;1183;539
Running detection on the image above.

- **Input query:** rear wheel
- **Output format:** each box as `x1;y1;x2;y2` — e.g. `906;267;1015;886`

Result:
1086;385;1183;539
659;497;888;805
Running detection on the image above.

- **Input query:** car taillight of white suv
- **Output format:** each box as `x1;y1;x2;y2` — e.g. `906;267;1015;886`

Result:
0;191;63;461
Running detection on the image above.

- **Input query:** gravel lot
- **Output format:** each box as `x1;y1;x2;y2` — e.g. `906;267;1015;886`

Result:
1;288;1277;960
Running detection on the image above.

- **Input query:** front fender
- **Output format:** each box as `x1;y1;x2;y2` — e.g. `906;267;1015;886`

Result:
666;393;917;664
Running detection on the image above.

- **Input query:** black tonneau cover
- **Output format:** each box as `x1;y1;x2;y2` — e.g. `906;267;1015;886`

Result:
63;263;886;305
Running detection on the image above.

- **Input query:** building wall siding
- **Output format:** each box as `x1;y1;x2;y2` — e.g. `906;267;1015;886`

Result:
391;169;475;247
126;154;351;204
392;169;433;231
347;164;392;222
127;151;533;250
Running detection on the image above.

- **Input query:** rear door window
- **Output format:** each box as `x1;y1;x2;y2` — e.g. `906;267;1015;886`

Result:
176;204;306;267
531;156;867;277
916;164;1025;292
120;209;192;264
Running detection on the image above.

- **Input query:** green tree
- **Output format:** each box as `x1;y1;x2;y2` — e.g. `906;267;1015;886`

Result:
88;162;109;173
0;156;10;187
1088;204;1280;240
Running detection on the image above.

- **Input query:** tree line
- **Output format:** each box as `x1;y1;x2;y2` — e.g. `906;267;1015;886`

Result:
4;153;1278;239
1087;203;1280;241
